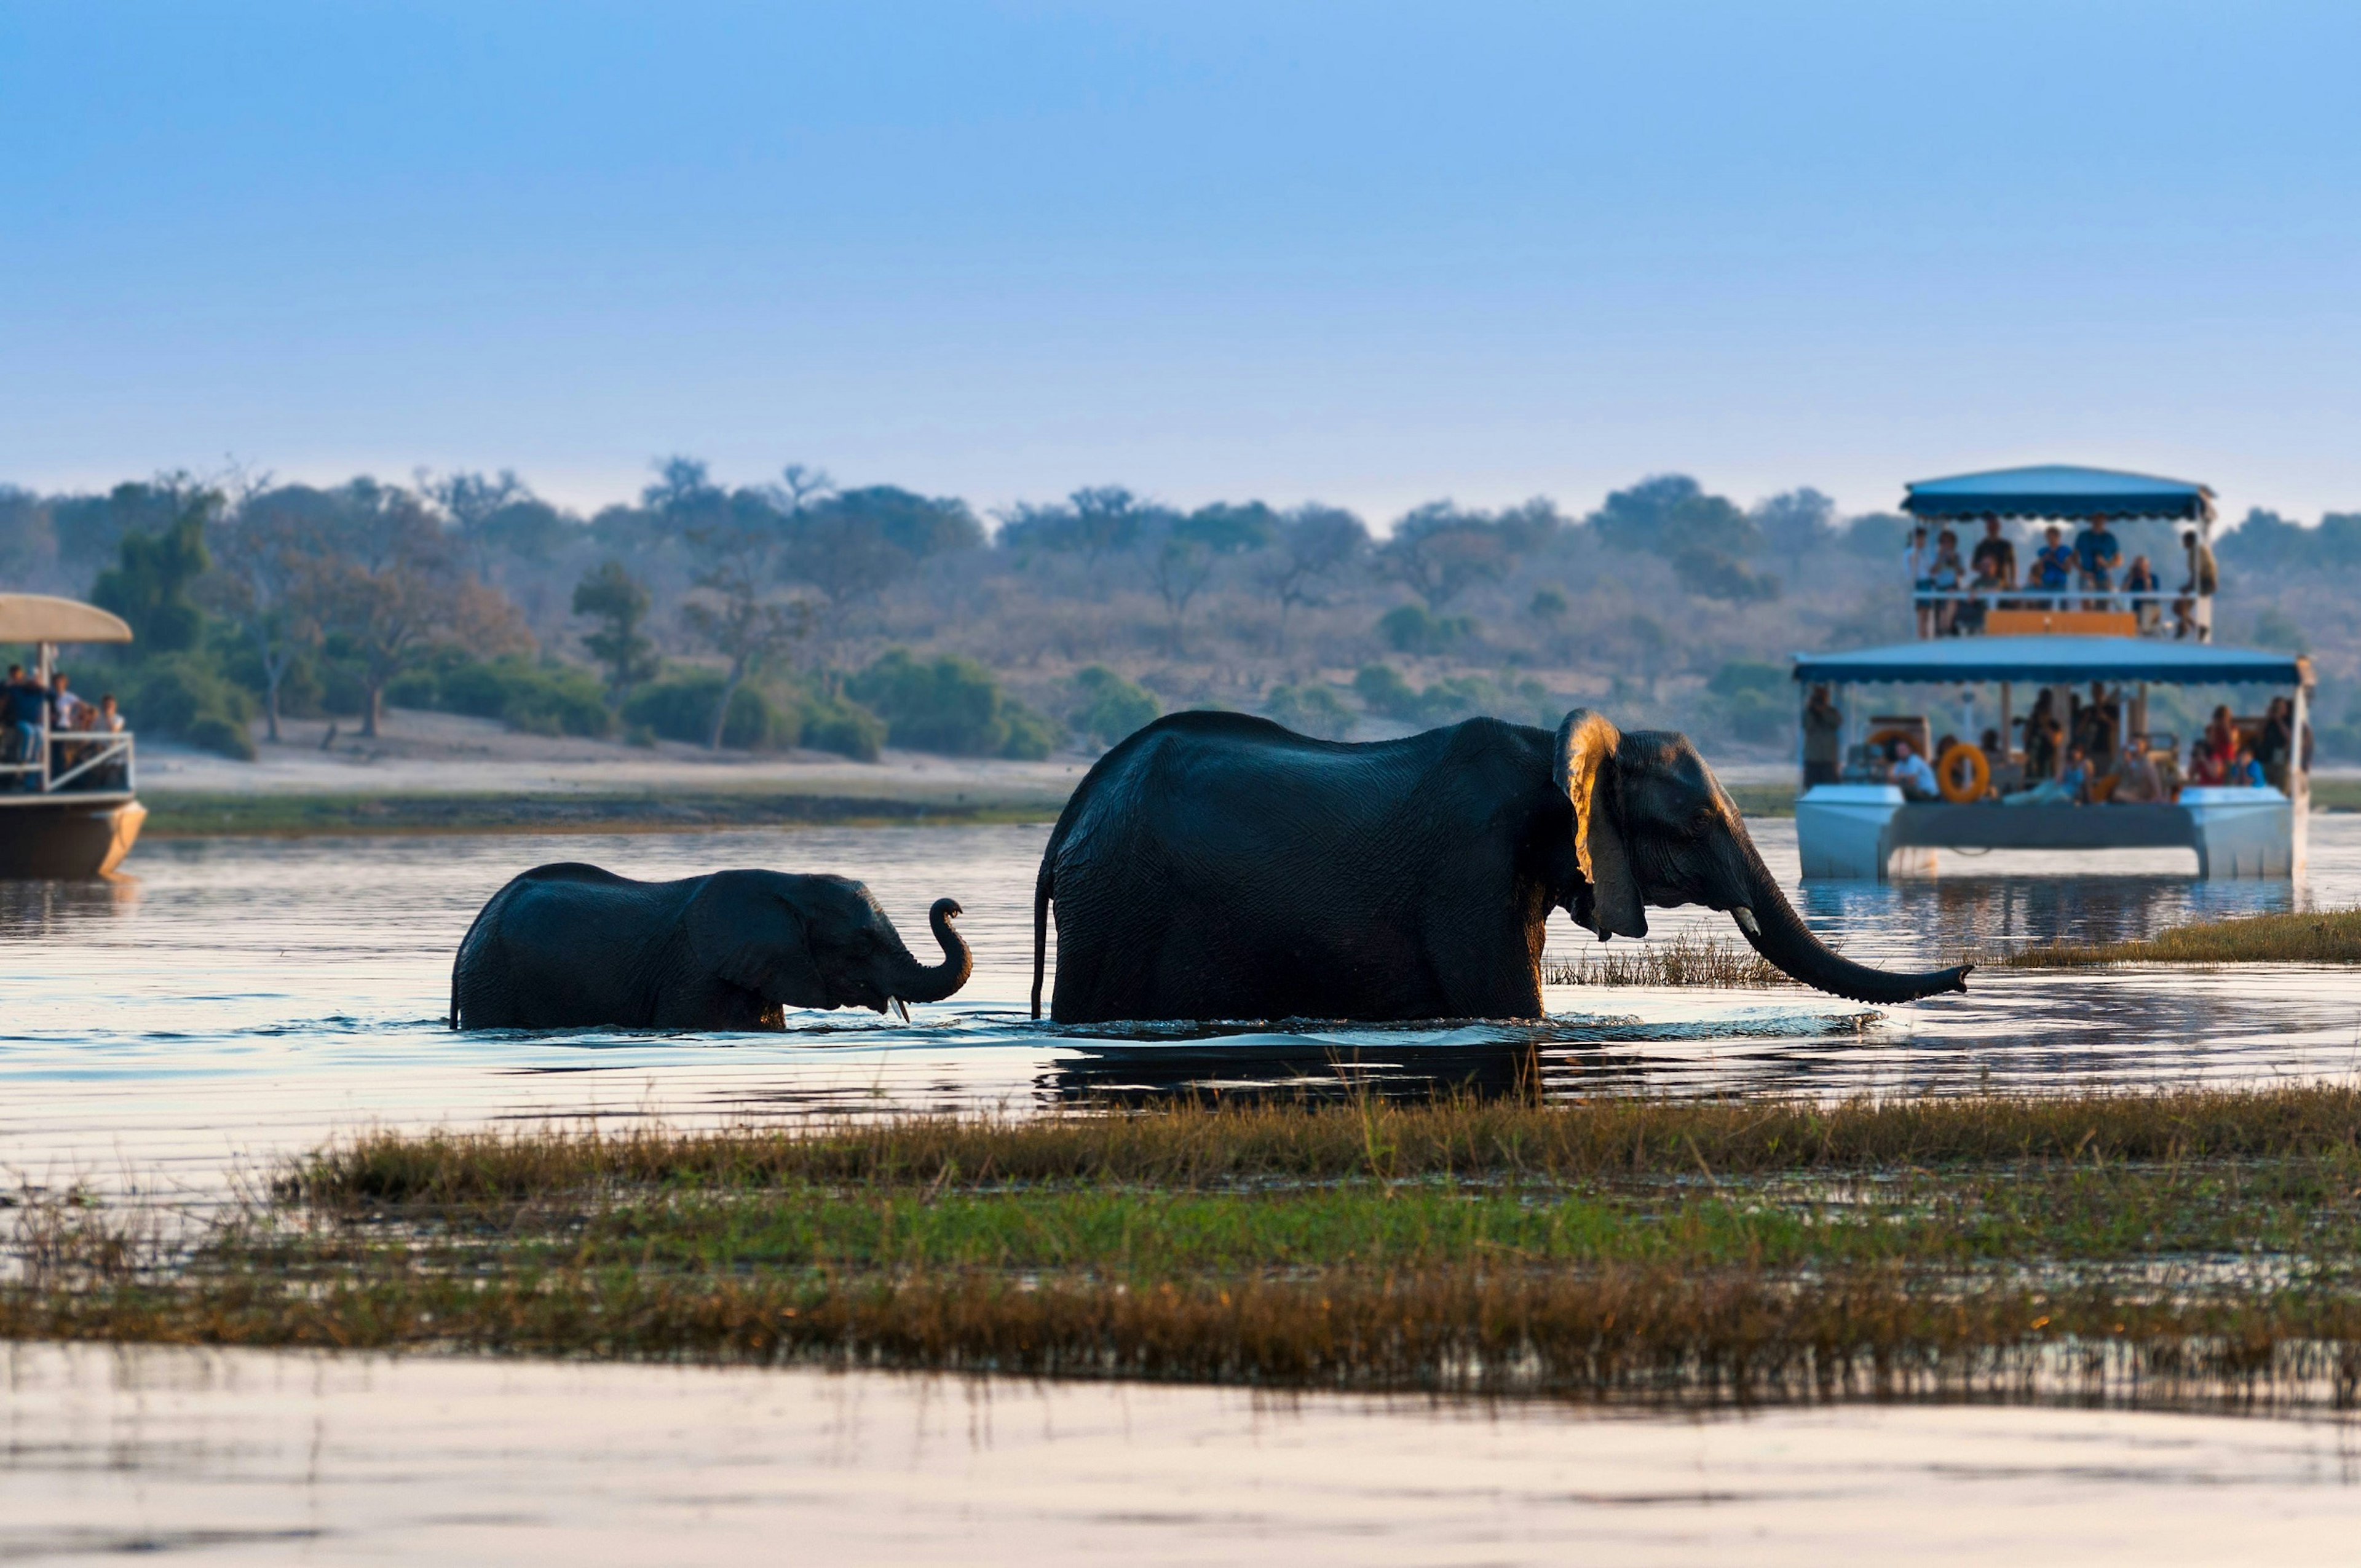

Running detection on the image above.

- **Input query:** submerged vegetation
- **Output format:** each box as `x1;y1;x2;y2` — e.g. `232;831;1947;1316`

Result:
20;1086;2361;1410
2007;907;2361;967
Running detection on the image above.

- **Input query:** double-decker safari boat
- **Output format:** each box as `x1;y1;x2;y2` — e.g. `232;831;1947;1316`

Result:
1791;465;2308;881
0;594;146;877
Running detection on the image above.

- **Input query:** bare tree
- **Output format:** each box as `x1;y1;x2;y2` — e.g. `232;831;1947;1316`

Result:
304;483;528;737
1257;504;1367;650
202;474;323;743
678;488;808;750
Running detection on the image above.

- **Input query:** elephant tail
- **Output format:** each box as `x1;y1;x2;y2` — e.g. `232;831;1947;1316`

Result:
1030;866;1051;1021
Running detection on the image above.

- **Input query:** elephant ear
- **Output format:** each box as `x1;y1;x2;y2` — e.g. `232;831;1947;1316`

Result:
689;882;829;1008
1555;710;1647;941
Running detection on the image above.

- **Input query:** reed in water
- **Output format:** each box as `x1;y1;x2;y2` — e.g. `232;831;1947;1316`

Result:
1543;932;1790;988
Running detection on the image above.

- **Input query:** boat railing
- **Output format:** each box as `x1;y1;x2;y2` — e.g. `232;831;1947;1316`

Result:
0;726;137;796
1913;584;2211;641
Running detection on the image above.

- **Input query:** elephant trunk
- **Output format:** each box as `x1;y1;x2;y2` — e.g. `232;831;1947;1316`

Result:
889;898;972;1004
1728;834;1971;1005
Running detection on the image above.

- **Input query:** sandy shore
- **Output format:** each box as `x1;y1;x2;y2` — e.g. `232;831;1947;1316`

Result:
138;710;1090;807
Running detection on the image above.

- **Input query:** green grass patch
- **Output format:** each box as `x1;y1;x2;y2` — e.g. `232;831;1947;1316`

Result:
23;1085;2361;1409
2007;908;2361;967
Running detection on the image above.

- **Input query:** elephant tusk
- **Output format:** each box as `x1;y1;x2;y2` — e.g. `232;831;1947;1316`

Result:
1732;907;1763;938
894;998;911;1023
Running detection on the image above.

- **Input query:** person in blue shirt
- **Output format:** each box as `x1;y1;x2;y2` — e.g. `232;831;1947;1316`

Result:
2033;526;2075;594
2073;513;2122;609
1889;738;1940;801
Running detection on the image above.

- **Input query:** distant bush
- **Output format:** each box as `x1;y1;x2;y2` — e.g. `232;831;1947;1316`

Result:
386;651;612;738
848;648;1058;759
1068;666;1161;749
1707;659;1790;744
1353;664;1557;730
623;670;795;750
1378;603;1476;654
796;687;888;762
1263;683;1356;741
113;652;257;760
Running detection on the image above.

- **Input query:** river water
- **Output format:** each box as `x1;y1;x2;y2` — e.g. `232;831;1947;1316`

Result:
8;818;2361;1561
6;817;2361;1198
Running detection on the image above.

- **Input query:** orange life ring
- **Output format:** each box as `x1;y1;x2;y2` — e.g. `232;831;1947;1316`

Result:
1937;742;1989;804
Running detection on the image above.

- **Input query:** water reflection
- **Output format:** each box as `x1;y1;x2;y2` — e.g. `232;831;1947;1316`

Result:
10;1344;2361;1565
0;873;139;933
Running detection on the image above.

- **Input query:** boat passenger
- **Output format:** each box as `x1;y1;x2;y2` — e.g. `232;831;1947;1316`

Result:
1969;516;2017;592
2256;697;2295;791
2174;529;2218;641
90;694;128;790
1908;523;1934;638
48;671;87;732
1802;685;1843;786
2;664;44;787
2107;734;2164;803
2074;512;2122;609
2022;689;2063;780
1889;738;1940;801
2124;555;2161;632
1928;530;1966;634
2033;526;2076;596
2060;745;2092;804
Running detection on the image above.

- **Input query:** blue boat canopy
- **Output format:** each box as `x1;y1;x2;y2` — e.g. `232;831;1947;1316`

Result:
1792;635;2306;687
1901;465;2215;524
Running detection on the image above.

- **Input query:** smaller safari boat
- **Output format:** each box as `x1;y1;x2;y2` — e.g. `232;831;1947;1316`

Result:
0;595;146;878
1791;465;2308;881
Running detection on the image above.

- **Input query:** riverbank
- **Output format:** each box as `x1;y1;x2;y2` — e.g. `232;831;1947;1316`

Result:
17;1085;2361;1411
140;786;1064;838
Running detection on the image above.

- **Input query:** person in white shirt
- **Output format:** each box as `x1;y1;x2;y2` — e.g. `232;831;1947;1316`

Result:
1889;738;1940;801
48;671;88;732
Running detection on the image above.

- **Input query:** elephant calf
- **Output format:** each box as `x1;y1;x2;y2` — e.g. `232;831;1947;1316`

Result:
451;863;971;1030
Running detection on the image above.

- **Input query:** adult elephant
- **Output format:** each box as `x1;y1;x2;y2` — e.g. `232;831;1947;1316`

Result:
452;864;971;1030
1030;710;1968;1024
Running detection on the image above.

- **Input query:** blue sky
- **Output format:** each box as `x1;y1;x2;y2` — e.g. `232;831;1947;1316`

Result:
4;1;2359;525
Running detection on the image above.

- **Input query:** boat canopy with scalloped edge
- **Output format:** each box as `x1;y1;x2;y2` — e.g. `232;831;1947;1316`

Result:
1792;635;2303;687
1900;465;2215;524
0;595;134;644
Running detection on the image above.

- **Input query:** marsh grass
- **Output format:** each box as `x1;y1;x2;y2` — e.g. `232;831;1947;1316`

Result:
23;1086;2361;1410
287;1082;2361;1205
2007;908;2361;967
1543;932;1791;988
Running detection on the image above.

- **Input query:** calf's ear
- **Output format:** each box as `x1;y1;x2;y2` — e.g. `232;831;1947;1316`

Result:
690;885;829;1007
1555;710;1647;941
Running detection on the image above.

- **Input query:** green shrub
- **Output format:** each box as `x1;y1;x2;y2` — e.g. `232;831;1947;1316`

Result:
387;651;612;738
113;652;257;760
848;649;1059;759
622;670;796;750
1353;663;1422;721
796;689;887;762
1378;603;1475;654
1353;664;1557;730
1264;683;1356;741
1068;666;1161;748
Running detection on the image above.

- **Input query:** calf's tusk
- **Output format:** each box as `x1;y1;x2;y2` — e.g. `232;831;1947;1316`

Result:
894;998;911;1023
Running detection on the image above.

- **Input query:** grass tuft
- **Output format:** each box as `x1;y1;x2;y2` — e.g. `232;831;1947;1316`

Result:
2007;908;2361;967
1544;932;1790;988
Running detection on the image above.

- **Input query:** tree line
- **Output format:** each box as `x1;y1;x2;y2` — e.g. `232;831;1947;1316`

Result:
1;462;2350;761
